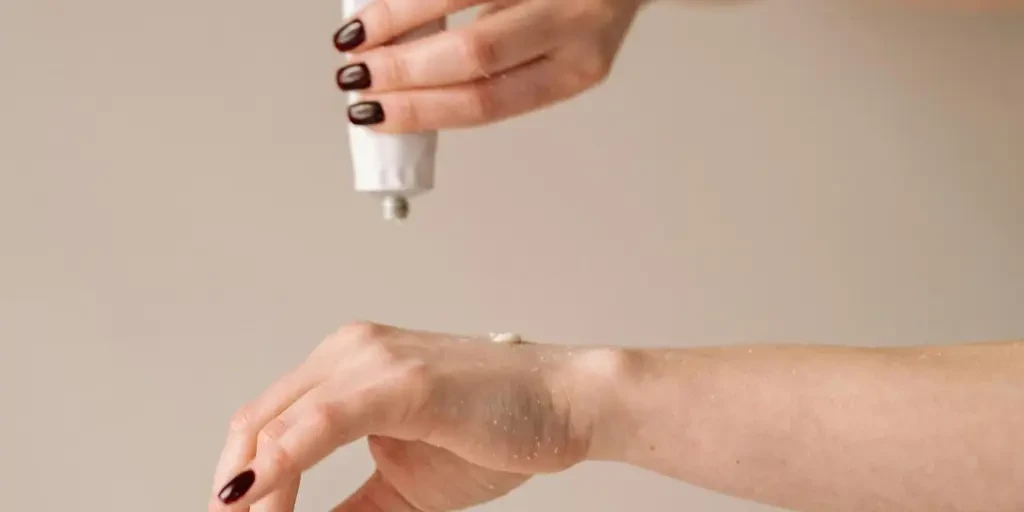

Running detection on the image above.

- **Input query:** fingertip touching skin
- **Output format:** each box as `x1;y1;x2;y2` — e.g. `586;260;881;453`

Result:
333;0;642;131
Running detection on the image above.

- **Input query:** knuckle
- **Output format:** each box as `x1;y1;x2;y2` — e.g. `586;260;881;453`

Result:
254;419;299;473
335;321;388;342
459;32;498;73
264;438;297;474
573;48;613;85
363;340;402;368
383;52;412;89
466;86;499;121
519;74;552;108
391;94;423;131
228;404;258;435
307;336;335;362
306;403;338;439
372;0;397;43
257;417;290;447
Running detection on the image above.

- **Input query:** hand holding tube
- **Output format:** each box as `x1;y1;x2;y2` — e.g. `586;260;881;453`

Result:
333;0;645;132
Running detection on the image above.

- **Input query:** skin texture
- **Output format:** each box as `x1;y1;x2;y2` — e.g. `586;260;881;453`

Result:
209;324;594;512
593;342;1024;512
208;323;1024;512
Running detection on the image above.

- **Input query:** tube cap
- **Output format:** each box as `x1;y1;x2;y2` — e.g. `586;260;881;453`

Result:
382;195;409;221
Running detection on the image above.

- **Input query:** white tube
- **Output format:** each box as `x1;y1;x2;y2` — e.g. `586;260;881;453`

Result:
342;0;445;221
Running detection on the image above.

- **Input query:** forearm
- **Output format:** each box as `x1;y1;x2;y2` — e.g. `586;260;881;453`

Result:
581;342;1024;511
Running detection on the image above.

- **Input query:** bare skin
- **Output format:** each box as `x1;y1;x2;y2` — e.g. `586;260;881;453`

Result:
592;341;1024;512
207;323;1024;512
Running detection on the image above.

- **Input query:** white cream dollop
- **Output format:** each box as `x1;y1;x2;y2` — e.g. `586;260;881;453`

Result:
489;332;523;344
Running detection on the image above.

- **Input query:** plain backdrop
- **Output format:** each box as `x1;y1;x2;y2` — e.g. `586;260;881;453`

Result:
1;0;1022;510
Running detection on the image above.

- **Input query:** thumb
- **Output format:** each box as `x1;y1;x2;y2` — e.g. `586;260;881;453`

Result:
331;471;419;512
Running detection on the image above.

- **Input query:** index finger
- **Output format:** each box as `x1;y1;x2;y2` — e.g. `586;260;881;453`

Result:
209;363;326;511
211;367;427;511
334;0;469;53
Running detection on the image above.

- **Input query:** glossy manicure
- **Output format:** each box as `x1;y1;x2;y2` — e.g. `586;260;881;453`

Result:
337;63;371;91
217;469;256;504
348;101;385;125
334;20;366;52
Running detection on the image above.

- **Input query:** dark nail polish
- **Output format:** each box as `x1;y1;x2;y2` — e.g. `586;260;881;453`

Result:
348;101;385;125
334;20;366;52
337;63;371;91
217;469;255;504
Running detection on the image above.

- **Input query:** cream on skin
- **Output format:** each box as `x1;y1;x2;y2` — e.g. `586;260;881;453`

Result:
208;326;1024;512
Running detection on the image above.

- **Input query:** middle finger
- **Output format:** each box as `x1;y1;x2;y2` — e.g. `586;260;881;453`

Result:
252;476;300;512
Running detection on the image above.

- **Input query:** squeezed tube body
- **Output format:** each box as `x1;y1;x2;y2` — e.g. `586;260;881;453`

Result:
342;0;444;220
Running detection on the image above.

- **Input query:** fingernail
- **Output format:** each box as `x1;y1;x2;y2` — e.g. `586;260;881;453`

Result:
337;63;371;91
348;101;385;125
334;20;366;52
217;469;256;504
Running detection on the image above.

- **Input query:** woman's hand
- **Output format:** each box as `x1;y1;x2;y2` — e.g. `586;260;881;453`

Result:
333;0;644;132
208;323;619;512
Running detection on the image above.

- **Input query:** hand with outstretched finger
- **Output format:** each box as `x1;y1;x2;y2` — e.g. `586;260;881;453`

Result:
334;0;645;132
208;323;613;512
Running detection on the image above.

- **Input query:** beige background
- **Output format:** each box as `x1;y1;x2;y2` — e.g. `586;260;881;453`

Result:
1;0;1022;510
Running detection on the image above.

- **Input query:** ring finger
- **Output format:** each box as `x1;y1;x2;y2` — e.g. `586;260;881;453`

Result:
337;0;564;93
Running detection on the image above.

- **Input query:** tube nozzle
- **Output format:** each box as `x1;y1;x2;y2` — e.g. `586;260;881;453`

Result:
381;195;409;221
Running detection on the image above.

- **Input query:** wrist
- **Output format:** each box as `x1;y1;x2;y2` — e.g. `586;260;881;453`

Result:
560;346;650;463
